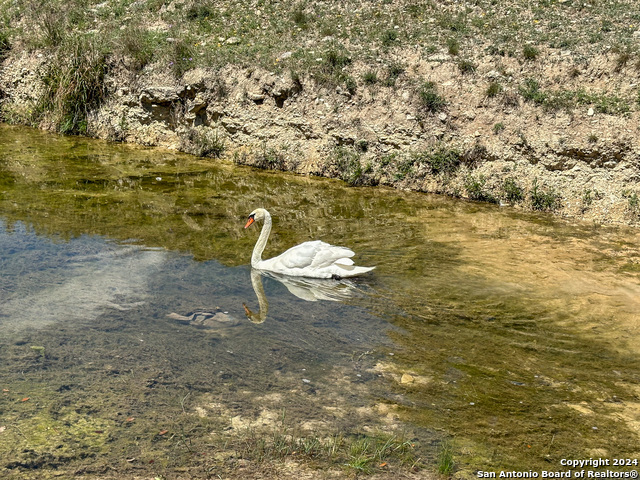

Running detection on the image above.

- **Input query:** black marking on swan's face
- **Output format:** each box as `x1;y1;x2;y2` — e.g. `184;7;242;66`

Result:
244;213;257;229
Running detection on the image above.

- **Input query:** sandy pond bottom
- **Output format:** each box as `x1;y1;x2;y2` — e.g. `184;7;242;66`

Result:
0;222;421;479
1;125;640;479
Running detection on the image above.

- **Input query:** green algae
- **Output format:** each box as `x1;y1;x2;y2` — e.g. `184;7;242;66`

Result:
1;125;640;478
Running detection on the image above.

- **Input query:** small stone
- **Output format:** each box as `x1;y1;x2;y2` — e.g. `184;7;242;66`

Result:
587;107;594;116
247;92;265;101
400;373;415;384
428;54;449;62
438;112;447;122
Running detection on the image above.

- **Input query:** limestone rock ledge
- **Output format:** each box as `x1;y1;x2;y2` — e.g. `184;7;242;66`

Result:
2;52;640;226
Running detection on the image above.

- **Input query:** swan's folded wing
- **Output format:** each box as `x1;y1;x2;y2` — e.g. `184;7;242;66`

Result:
274;241;354;270
310;244;355;268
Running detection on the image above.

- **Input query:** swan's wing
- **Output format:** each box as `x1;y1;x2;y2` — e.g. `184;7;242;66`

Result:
309;243;356;269
271;240;355;270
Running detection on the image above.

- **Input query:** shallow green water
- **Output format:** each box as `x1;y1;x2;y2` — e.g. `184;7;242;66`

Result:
1;124;639;478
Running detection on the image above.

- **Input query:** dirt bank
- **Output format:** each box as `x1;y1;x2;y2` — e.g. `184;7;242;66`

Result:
1;38;640;225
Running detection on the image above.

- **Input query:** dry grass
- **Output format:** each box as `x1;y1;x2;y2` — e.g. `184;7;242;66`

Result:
2;0;639;80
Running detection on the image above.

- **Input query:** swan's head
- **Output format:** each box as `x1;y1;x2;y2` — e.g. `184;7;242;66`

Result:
244;208;269;228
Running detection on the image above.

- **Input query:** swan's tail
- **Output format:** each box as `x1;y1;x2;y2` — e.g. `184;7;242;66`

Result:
335;264;376;278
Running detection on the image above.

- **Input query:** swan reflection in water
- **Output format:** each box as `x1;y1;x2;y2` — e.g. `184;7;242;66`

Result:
243;268;360;324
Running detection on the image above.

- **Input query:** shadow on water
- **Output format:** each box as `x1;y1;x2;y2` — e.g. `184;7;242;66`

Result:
1;124;640;478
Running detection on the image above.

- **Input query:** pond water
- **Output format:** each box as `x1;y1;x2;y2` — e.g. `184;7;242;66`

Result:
1;124;639;479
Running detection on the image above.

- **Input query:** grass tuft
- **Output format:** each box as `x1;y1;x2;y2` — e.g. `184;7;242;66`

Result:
437;440;455;475
416;81;446;115
292;4;309;29
363;70;378;85
446;38;460;56
0;29;10;58
36;35;108;134
234;417;420;476
384;62;405;87
530;178;560;211
503;177;524;203
334;146;375;186
486;82;503;98
519;78;547;105
523;45;540;60
415;147;461;176
118;26;156;71
255;143;287;170
457;59;476;74
622;190;640;216
182;128;226;158
170;39;196;78
465;175;498;203
381;29;399;47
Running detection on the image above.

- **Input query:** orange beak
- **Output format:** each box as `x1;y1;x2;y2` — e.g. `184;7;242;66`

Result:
244;217;255;229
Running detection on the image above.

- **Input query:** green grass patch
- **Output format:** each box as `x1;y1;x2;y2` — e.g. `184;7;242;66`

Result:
381;28;399;47
234;415;420;476
446;38;460;55
530;178;560;211
465;175;497;203
486;82;503;98
523;45;539;60
118;26;157;71
437;440;455;475
519;79;631;114
0;29;10;58
622;190;640;216
384;62;405;87
503;177;524;203
36;35;109;135
415;147;462;176
182;128;226;158
492;122;506;134
457;59;476;74
519;78;547;105
363;70;378;85
416;81;446;116
334;146;374;186
255;143;288;170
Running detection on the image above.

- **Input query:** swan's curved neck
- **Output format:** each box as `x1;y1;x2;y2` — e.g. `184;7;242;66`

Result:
251;211;272;267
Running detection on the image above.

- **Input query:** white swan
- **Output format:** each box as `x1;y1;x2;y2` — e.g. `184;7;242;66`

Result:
244;208;375;279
